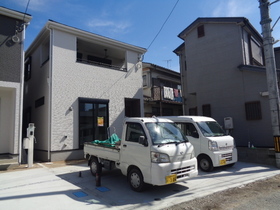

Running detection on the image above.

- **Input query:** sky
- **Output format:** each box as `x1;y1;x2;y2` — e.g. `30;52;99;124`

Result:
1;0;280;72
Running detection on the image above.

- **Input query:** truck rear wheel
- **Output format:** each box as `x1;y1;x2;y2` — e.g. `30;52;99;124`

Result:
128;168;145;192
90;157;102;176
198;155;213;172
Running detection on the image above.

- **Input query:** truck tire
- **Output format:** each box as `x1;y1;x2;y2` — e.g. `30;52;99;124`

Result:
198;155;213;172
128;168;145;192
90;157;102;176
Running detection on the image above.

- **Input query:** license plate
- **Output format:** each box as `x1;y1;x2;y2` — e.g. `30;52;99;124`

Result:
166;174;177;184
220;159;226;165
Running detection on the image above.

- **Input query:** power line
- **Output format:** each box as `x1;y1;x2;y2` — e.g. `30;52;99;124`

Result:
147;0;180;50
22;0;31;22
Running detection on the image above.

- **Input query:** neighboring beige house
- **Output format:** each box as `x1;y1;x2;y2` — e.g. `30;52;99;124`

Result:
142;62;183;117
0;7;32;162
174;17;280;148
24;20;146;161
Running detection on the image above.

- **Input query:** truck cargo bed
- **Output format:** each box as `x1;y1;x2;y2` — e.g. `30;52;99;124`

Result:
84;142;120;162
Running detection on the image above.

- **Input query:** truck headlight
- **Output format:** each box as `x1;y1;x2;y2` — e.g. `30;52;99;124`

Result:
208;140;219;151
151;152;170;163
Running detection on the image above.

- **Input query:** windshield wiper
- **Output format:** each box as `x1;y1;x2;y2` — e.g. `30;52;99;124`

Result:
176;140;189;145
157;141;182;147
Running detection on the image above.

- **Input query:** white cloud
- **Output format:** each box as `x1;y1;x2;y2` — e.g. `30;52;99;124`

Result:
211;0;256;17
87;18;131;34
7;0;57;13
28;0;48;11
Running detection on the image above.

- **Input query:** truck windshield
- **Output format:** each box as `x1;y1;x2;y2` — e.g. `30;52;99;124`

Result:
145;122;188;145
196;121;226;137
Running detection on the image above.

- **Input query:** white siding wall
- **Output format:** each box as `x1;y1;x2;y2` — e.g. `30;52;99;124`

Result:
24;45;50;151
50;30;143;151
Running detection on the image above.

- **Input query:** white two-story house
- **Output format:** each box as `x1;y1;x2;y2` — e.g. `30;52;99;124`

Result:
24;20;146;162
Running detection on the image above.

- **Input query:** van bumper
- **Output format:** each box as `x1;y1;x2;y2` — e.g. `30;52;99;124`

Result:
149;158;198;186
212;148;238;167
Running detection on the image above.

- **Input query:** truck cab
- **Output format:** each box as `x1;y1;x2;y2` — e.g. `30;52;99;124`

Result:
160;116;238;172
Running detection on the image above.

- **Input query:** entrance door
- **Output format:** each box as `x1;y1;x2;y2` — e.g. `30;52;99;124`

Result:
79;98;109;148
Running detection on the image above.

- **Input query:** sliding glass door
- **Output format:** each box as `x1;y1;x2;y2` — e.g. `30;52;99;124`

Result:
79;98;109;147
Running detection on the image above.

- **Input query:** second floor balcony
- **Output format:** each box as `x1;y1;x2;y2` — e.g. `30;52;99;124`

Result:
145;86;182;104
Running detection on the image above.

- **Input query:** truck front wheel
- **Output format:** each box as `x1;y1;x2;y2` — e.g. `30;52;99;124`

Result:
90;157;102;176
128;168;145;192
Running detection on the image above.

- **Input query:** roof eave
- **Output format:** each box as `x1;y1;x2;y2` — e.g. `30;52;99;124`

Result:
0;6;32;23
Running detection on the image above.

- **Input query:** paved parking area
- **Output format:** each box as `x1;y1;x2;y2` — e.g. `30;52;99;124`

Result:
0;161;279;210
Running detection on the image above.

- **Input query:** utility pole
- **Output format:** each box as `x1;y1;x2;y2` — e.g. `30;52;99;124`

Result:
259;0;280;167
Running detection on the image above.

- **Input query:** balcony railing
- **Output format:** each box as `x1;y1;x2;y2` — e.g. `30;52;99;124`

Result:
76;58;127;72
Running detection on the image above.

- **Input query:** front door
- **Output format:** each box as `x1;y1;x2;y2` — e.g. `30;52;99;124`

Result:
79;98;109;148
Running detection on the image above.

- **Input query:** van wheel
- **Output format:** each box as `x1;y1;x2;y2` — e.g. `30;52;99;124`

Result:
198;155;213;172
128;168;145;192
90;157;102;176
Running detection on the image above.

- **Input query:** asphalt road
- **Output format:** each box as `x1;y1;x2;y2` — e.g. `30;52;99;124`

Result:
165;174;280;210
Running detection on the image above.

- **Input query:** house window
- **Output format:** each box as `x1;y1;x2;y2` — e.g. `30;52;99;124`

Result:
249;35;264;66
24;56;32;81
143;75;147;87
197;25;205;38
41;39;50;66
152;78;161;87
202;104;211;117
77;52;83;62
125;98;141;117
35;97;44;108
79;98;109;148
189;107;197;115
245;101;262;120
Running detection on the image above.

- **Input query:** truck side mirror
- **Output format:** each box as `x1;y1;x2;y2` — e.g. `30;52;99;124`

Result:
139;136;148;147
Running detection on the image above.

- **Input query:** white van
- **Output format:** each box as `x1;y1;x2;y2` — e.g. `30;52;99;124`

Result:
160;116;238;172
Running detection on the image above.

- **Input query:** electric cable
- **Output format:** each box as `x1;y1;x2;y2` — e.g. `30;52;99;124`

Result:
146;0;180;50
22;0;31;23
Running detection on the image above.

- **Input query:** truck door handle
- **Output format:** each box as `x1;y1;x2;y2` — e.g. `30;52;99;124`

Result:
123;144;127;147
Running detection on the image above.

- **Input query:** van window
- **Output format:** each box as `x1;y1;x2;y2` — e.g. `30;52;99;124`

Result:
177;123;199;138
196;121;226;137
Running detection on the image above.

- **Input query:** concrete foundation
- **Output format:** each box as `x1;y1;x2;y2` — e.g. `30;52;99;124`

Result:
237;147;277;167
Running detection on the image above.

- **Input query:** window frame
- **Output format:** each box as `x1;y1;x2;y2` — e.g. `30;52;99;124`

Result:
245;101;262;120
197;25;205;38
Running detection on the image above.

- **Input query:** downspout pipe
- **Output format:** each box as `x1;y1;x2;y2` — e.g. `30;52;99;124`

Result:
46;23;53;162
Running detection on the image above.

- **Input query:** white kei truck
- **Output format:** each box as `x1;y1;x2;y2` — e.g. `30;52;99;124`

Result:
84;117;198;192
160;116;238;172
